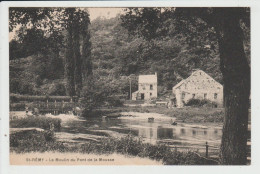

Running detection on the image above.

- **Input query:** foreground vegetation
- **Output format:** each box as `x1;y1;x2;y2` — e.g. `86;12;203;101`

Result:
10;131;218;165
9;113;219;165
10;116;61;131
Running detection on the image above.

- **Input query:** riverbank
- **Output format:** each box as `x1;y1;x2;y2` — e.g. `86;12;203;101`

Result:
10;130;218;165
9;107;224;165
94;106;225;124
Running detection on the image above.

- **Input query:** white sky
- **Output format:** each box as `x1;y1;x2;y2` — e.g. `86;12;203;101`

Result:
9;8;124;41
87;8;124;21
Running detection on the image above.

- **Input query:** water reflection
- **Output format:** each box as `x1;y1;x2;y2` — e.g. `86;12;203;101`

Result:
192;130;197;136
60;113;222;148
181;128;185;135
157;127;173;139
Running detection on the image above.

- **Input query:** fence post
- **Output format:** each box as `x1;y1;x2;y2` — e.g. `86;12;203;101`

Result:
205;141;209;158
62;100;64;113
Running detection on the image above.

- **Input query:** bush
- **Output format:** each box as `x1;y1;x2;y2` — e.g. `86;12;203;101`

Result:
48;82;66;96
10;116;61;131
79;135;218;165
10;103;25;111
106;96;124;107
185;99;218;107
10;130;67;153
10;132;218;164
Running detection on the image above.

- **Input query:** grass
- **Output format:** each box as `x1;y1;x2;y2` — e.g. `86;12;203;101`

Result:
9;109;219;165
95;106;224;123
10;130;67;153
10;116;61;131
10;132;218;165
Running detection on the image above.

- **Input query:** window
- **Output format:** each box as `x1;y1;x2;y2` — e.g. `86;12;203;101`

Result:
214;93;218;99
192;94;195;98
150;93;152;96
182;93;185;100
150;84;153;90
204;93;207;99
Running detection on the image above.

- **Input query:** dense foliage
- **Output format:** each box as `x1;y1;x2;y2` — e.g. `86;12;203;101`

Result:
119;7;250;165
10;12;229;97
185;98;218;108
10;116;61;131
9;7;92;97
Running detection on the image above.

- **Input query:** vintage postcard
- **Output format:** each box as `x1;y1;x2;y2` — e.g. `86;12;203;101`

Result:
1;0;260;174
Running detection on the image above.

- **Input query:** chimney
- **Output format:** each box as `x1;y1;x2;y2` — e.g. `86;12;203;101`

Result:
155;72;157;76
192;68;199;74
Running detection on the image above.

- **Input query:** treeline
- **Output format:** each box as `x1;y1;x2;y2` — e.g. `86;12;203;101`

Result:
90;15;222;90
9;8;92;97
9;10;250;99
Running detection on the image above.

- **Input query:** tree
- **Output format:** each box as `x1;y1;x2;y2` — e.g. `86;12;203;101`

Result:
121;7;250;165
63;8;92;97
9;7;92;97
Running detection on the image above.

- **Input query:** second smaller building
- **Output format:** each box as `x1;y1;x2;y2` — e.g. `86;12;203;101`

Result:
132;73;158;100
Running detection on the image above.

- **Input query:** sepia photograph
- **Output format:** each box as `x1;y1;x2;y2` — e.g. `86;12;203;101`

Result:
5;5;252;167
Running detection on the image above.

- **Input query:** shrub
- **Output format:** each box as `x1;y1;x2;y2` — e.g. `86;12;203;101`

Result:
10;116;61;131
10;103;25;111
10;132;219;164
79;135;218;165
48;82;66;96
10;79;35;95
10;130;66;153
185;99;218;107
106;96;124;107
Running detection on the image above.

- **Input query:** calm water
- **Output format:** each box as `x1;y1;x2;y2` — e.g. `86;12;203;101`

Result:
57;112;222;153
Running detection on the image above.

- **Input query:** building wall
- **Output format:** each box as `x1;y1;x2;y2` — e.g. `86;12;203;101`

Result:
138;83;157;100
173;70;223;107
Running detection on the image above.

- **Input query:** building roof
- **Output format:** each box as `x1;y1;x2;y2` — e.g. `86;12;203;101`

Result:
172;79;185;90
139;74;157;84
172;69;222;90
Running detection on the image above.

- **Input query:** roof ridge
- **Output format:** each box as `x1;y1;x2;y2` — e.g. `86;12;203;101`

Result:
173;69;221;90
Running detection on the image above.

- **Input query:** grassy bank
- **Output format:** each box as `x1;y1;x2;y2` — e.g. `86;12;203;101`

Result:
10;116;61;131
93;106;224;123
10;131;218;165
133;106;224;123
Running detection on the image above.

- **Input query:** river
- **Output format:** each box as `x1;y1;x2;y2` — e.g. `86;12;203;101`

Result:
48;112;222;156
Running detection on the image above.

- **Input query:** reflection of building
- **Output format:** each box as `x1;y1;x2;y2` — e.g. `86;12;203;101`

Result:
172;69;223;108
157;127;173;139
132;73;157;100
136;125;222;145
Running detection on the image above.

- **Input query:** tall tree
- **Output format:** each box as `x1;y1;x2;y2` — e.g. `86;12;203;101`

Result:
64;8;76;96
72;9;82;97
63;8;92;97
121;7;250;165
81;14;92;79
213;8;250;165
9;7;92;97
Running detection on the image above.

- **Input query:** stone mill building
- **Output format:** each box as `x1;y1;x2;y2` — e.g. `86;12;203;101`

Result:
172;69;223;108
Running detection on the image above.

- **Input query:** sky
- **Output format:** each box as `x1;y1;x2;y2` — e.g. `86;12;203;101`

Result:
87;8;124;21
9;8;124;41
